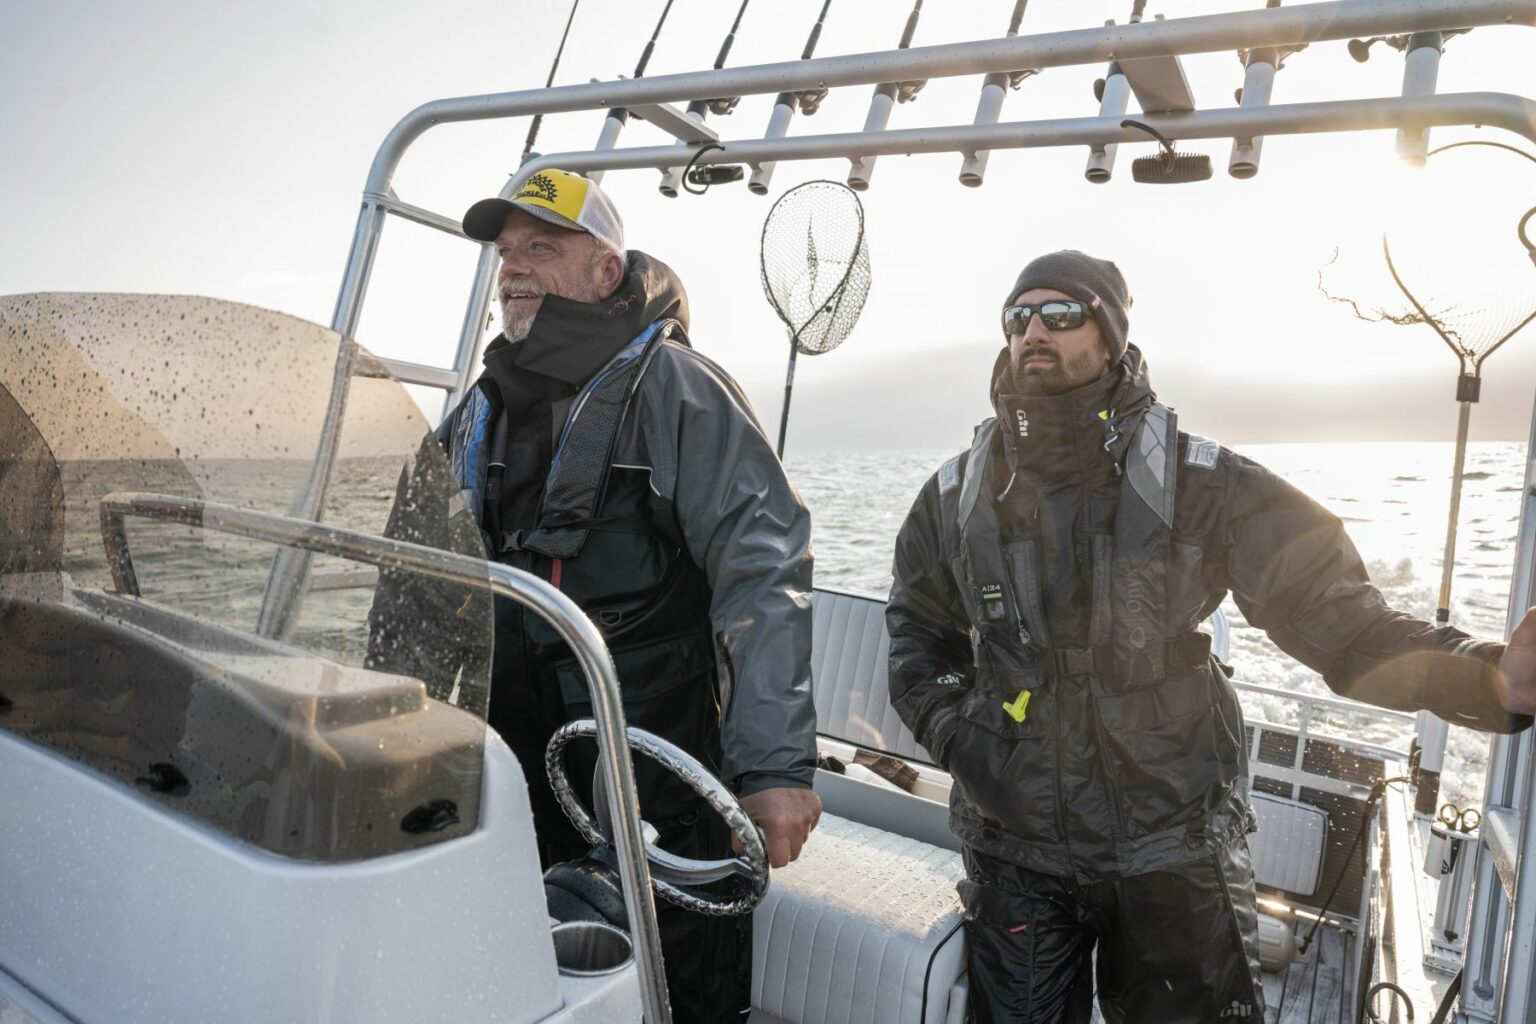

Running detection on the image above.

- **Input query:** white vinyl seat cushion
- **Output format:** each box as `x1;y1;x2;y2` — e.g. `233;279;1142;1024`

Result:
1249;791;1328;896
811;589;931;763
753;814;966;1024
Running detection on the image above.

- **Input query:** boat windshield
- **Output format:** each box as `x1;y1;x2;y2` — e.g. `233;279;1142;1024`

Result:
0;293;494;861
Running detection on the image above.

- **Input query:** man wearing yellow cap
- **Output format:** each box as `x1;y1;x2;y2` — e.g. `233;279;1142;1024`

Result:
442;170;820;1022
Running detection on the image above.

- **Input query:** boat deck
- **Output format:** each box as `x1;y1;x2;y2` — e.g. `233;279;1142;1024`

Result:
1082;922;1354;1023
1265;923;1354;1024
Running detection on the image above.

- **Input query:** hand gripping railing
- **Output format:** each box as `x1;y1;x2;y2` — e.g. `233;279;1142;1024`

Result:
98;492;675;1024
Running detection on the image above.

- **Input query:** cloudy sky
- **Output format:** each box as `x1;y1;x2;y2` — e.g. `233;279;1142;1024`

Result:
4;0;1536;451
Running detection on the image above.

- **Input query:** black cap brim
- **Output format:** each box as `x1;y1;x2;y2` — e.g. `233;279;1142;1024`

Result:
461;197;587;242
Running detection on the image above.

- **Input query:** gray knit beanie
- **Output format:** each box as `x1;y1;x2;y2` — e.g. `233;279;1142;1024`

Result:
1003;250;1132;360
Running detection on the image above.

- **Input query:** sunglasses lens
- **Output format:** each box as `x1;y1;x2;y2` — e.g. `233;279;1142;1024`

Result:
1002;306;1030;334
1004;301;1086;333
1039;302;1082;330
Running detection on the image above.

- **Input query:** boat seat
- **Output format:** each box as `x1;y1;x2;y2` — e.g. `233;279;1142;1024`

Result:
1248;792;1328;896
810;589;931;763
752;813;966;1024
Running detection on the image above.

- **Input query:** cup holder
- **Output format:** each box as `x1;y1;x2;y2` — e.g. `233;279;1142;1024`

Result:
551;920;634;977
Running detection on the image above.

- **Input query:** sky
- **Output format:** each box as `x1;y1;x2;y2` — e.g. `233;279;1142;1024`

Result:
4;0;1536;451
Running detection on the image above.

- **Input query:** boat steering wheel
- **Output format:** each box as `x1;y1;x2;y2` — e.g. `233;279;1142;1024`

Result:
544;719;770;917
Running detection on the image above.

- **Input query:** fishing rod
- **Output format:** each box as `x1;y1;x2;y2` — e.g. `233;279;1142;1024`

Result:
659;0;752;197
748;0;835;196
958;0;1036;187
588;0;677;185
846;0;926;191
520;0;583;163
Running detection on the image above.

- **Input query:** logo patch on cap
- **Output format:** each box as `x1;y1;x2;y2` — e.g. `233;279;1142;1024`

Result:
514;171;588;223
517;173;560;205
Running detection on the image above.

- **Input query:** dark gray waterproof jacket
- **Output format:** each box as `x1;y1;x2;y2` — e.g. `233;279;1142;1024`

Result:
434;252;818;800
888;344;1529;881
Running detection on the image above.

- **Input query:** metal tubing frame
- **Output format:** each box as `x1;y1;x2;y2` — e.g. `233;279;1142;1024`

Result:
425;92;1535;410
99;492;675;1024
304;1;1536;1013
1462;384;1536;1022
333;0;1536;345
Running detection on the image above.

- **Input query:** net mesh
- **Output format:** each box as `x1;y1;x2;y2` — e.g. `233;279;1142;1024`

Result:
1319;142;1536;367
760;180;872;355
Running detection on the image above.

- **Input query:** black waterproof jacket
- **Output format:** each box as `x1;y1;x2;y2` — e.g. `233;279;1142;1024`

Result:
371;252;817;859
887;344;1530;881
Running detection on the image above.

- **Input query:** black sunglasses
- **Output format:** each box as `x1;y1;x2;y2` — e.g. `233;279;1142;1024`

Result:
1001;299;1090;334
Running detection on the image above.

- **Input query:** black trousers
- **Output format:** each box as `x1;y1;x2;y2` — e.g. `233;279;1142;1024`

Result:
650;812;754;1024
540;802;751;1024
960;839;1265;1024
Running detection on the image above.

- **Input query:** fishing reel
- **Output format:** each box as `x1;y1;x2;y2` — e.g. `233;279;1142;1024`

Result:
796;87;829;115
1347;28;1467;62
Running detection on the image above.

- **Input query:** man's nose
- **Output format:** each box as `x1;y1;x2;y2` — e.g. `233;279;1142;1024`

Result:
1022;314;1053;346
499;248;529;277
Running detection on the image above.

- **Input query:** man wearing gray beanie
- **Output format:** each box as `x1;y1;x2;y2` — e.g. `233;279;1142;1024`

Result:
884;250;1536;1022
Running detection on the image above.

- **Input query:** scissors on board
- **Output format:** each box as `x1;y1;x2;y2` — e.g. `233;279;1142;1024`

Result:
1439;802;1482;833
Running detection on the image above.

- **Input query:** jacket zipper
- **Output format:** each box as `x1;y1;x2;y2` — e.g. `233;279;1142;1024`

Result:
1089;692;1127;841
1001;541;1064;844
1050;688;1068;846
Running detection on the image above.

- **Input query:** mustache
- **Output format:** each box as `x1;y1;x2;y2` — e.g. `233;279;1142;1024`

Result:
498;277;547;301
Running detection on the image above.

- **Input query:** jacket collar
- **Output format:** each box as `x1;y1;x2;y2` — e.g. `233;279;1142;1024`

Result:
480;248;691;389
987;342;1158;479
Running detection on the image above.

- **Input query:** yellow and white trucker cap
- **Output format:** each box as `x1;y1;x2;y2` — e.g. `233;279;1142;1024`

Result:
462;169;624;253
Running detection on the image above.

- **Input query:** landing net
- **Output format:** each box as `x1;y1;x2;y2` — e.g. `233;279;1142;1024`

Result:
1319;141;1536;373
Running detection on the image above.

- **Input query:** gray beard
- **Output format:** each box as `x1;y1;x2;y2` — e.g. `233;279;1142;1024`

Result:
500;297;537;342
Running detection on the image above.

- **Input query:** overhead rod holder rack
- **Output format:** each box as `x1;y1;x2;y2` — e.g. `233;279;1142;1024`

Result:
333;0;1536;409
362;0;1536;199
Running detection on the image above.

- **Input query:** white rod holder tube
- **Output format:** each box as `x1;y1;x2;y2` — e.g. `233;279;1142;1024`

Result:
659;103;709;197
1397;32;1444;165
1085;66;1131;183
959;73;1011;187
1229;52;1278;178
587;110;628;185
749;97;798;195
847;84;898;191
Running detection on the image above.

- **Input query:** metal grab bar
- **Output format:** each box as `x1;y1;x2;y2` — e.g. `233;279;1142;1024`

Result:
97;491;675;1024
1233;680;1420;728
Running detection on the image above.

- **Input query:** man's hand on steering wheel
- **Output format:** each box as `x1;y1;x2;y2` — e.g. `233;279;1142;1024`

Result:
738;786;822;868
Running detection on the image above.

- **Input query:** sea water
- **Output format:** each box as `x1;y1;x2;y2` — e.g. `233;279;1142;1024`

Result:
58;441;1528;810
790;440;1529;810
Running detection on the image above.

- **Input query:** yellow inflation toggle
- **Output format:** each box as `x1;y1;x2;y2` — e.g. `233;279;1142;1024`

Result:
1002;688;1032;723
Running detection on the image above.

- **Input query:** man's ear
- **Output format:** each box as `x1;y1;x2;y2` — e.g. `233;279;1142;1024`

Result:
595;249;626;298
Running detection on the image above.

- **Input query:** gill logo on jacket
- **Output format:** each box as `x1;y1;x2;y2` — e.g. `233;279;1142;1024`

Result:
1015;408;1029;437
